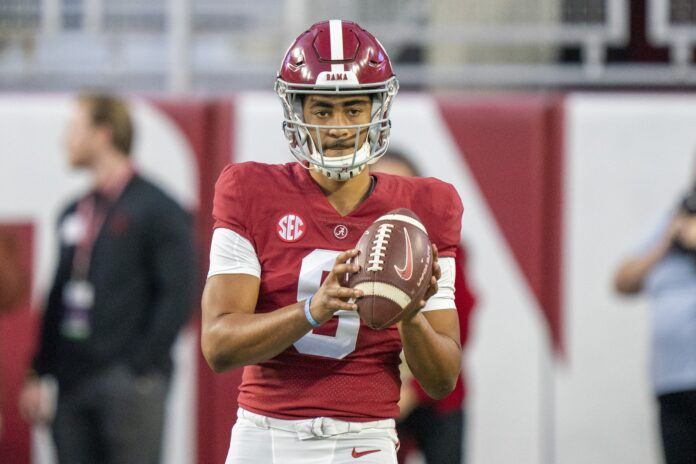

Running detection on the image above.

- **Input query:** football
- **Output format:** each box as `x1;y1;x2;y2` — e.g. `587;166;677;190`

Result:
348;208;433;330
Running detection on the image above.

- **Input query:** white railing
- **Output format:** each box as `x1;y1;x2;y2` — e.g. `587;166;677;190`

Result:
0;0;695;91
648;0;696;78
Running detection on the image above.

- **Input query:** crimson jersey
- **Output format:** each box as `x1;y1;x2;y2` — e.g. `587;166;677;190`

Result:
212;162;463;421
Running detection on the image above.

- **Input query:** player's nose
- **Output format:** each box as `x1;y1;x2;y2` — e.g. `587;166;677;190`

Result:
328;110;352;131
327;124;350;139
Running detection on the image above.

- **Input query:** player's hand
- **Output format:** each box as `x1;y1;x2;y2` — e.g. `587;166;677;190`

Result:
419;244;440;309
308;249;364;325
400;245;440;324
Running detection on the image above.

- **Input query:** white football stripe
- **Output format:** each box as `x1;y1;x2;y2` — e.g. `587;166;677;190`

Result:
375;213;428;234
354;281;412;309
329;19;345;73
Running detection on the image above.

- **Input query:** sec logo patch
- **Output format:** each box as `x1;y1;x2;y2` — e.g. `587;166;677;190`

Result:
277;213;306;242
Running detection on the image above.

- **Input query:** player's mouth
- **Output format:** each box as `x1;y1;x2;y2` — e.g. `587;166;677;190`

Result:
325;139;354;150
322;145;355;157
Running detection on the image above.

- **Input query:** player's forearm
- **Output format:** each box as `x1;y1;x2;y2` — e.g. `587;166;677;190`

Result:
398;312;461;400
202;301;312;372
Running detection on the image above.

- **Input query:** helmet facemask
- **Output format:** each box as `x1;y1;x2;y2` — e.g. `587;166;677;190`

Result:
276;77;399;181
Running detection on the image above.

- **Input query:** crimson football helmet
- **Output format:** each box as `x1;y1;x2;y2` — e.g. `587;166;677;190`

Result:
276;20;399;181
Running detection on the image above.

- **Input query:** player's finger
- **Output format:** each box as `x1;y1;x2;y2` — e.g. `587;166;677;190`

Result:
332;262;360;276
326;286;363;299
325;252;361;282
431;244;439;261
327;297;358;311
432;261;442;280
430;275;438;291
334;249;360;265
424;276;438;300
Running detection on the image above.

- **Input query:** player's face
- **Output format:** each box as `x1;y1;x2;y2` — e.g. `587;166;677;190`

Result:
302;94;372;157
65;103;98;168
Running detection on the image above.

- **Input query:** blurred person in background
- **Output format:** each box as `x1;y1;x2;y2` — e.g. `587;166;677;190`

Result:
0;230;30;439
19;93;195;464
614;166;696;464
372;151;476;464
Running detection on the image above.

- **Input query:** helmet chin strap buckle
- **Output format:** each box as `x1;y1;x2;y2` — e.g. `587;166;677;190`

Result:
314;163;366;182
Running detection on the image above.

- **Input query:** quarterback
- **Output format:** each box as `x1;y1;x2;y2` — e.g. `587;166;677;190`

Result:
202;20;464;463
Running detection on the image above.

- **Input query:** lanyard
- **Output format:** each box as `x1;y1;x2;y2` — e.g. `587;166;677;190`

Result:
70;193;111;281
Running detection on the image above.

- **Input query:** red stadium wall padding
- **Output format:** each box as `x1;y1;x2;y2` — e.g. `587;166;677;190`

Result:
0;224;35;464
541;99;565;354
201;102;247;464
438;95;565;353
150;100;220;287
194;101;245;464
150;99;244;464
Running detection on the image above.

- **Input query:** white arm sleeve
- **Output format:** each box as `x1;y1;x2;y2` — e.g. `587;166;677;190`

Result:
422;257;456;311
207;228;261;278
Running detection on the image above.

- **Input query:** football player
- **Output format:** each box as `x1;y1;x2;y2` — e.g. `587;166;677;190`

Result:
202;20;464;464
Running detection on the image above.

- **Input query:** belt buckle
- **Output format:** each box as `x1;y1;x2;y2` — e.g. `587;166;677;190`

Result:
311;417;326;437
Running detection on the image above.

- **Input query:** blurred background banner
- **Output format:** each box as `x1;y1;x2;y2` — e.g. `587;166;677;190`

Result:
1;1;696;464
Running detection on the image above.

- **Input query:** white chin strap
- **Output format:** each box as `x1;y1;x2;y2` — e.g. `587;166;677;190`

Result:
311;142;371;181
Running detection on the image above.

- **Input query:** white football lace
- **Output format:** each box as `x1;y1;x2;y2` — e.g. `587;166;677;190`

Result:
367;223;393;271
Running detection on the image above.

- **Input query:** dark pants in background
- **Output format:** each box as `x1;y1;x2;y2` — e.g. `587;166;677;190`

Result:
52;364;169;464
397;407;464;464
658;389;696;464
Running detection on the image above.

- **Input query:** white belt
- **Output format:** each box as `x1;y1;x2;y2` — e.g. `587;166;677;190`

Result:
237;408;395;441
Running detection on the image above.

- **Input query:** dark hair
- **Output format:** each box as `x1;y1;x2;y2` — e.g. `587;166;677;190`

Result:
78;93;134;156
379;149;422;177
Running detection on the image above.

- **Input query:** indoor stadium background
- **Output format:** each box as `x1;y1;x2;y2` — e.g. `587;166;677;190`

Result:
1;1;695;463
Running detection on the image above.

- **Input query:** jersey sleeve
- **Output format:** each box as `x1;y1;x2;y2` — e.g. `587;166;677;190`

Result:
208;228;261;278
430;182;463;259
422;256;456;311
212;164;256;246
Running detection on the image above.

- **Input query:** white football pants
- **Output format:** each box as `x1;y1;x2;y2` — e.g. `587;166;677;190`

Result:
225;408;399;464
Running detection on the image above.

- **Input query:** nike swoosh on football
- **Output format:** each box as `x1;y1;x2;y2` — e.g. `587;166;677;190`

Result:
352;447;382;458
394;227;414;281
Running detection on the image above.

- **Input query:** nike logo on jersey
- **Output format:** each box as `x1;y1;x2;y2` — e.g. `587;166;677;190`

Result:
394;227;414;281
352;447;382;458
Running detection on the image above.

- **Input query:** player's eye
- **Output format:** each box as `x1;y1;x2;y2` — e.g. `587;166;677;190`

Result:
314;111;330;118
347;108;361;117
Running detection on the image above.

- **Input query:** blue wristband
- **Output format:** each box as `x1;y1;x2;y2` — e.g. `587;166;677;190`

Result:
304;295;321;328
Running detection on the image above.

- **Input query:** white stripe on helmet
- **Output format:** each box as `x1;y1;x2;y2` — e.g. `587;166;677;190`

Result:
329;19;345;73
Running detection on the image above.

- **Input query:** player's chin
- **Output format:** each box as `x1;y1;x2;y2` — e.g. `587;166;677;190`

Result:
322;148;354;157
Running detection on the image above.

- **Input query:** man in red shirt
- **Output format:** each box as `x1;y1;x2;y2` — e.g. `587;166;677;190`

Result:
202;20;464;464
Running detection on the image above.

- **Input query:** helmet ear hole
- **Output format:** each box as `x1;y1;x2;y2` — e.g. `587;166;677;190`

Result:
292;95;305;123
